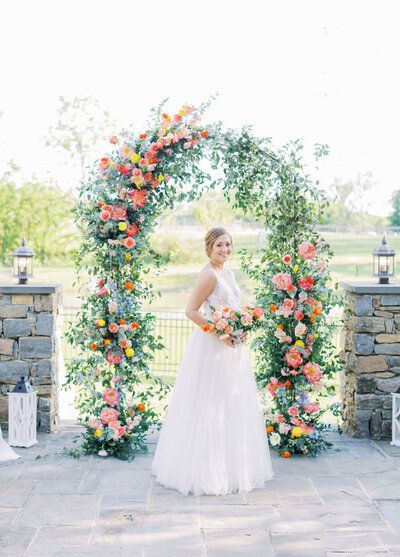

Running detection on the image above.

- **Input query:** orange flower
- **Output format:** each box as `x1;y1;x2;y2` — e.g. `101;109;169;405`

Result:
266;425;274;434
131;322;140;329
283;380;292;388
276;324;284;330
201;130;208;138
125;281;134;290
119;319;126;325
139;133;147;139
270;304;278;312
90;342;97;351
281;451;292;458
137;403;145;412
201;323;215;333
98;202;104;208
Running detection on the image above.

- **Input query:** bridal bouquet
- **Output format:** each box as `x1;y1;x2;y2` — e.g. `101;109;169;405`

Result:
201;305;265;343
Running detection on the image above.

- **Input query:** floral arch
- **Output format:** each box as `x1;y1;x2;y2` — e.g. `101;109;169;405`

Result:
66;102;341;460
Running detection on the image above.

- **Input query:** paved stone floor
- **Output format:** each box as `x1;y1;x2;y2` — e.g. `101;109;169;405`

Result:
2;424;400;556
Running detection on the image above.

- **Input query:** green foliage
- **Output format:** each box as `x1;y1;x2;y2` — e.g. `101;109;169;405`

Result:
0;175;77;264
390;189;400;227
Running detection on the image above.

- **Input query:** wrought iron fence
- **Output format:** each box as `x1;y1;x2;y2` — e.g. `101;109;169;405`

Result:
62;307;343;378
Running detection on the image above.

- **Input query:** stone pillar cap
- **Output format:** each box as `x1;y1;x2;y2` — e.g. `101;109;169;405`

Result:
0;284;62;294
340;281;400;294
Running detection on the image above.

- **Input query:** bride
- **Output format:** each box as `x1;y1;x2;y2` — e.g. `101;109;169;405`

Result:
151;227;273;496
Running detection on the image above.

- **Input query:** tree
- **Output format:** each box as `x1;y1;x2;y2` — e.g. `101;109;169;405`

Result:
0;177;78;264
390;190;400;226
46;96;117;182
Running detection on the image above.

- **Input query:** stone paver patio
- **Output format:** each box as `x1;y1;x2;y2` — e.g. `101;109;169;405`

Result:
2;424;400;556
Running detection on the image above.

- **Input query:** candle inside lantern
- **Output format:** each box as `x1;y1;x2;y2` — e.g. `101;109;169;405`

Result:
379;261;387;274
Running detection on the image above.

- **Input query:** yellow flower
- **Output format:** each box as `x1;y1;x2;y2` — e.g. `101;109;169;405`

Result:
292;426;302;438
130;153;141;164
87;204;93;210
157;173;165;182
178;108;187;116
293;265;299;273
109;161;116;169
124;253;132;261
104;339;112;345
125;347;135;358
118;222;127;231
94;428;103;438
97;319;106;328
314;333;319;339
294;340;305;347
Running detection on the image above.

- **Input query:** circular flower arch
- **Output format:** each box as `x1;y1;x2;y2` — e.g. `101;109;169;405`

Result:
66;101;342;460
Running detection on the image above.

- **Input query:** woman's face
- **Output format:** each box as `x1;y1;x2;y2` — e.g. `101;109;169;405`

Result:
210;233;232;266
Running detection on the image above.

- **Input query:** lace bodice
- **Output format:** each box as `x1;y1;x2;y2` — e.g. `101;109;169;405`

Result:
202;268;241;319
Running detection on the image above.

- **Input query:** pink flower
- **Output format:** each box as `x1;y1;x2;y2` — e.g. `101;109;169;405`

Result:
272;273;293;291
89;418;103;429
123;237;136;249
288;406;299;417
303;402;320;413
110;136;117;144
303;362;323;383
183;142;191;149
138;215;145;223
298;242;316;260
277;298;297;318
130;190;149;209
102;387;119;407
100;210;111;222
284;347;303;369
107;352;123;365
108;323;119;334
98;287;109;296
120;145;132;159
298;277;315;292
100;407;120;424
279;422;292;435
224;325;234;334
282;254;292;264
111;205;127;221
253;307;264;319
212;311;223;321
294;322;307;337
215;319;228;331
294;310;304;321
108;301;118;313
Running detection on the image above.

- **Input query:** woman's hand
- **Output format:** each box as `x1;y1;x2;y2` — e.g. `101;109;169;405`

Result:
239;331;249;344
221;336;237;348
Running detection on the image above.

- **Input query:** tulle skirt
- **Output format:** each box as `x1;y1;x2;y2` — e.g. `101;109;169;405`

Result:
151;328;274;496
0;426;20;462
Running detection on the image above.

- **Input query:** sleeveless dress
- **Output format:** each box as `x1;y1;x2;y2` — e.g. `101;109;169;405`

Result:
151;268;273;496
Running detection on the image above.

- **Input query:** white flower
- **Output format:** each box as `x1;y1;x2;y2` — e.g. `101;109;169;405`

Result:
270;432;281;447
98;449;108;457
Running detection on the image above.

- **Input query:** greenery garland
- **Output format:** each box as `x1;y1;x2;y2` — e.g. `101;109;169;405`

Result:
66;101;341;460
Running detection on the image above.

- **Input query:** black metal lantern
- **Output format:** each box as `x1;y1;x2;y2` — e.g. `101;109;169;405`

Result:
373;236;396;284
12;239;35;284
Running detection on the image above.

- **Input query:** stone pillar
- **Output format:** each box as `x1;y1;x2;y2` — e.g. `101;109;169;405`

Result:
0;284;62;433
341;281;400;439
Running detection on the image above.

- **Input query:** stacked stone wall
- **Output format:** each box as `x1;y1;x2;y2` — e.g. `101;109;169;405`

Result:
0;285;62;432
341;284;400;439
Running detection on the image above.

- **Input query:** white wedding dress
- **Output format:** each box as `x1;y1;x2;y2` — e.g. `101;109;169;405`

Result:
151;268;273;496
0;424;20;462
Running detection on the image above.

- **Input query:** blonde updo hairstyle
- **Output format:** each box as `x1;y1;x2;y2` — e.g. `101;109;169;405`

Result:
204;227;233;259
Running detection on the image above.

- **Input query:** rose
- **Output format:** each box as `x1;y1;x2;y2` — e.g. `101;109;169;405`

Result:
284;347;303;368
294;322;307;337
224;325;234;335
108;323;119;334
252;307;264;319
294;310;304;321
298;241;316;260
98;288;109;296
298;277;315;292
126;223;140;237
212;311;223;321
288;406;299;417
102;387;119;407
272;273;293;291
123;237;136;249
215;319;228;331
282;254;292;264
100;210;111;222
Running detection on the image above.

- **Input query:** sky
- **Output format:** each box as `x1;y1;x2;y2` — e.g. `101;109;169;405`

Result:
1;0;399;216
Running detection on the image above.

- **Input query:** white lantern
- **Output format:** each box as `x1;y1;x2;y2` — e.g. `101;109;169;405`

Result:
391;390;400;447
7;377;37;448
